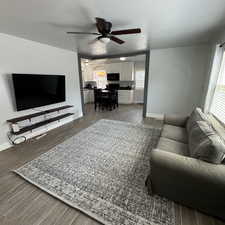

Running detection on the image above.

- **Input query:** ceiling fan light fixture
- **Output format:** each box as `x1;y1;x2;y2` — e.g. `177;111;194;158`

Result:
100;37;110;44
67;18;141;46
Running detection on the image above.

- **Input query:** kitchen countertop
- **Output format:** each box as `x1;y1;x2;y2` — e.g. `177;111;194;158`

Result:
83;88;135;91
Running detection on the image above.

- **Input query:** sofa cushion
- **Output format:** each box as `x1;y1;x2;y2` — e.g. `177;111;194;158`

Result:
157;137;189;156
189;121;225;164
161;124;188;144
164;115;189;127
186;108;208;132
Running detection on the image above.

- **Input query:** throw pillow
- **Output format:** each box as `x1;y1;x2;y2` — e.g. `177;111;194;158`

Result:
189;121;225;164
186;108;208;132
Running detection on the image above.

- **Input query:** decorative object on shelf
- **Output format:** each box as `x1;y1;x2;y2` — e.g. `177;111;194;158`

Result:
11;123;20;133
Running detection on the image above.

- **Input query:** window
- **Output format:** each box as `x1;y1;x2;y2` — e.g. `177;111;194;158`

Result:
135;70;145;89
93;70;107;89
210;51;225;124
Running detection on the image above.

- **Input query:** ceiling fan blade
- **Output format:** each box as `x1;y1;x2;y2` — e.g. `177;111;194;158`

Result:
67;32;100;35
110;36;125;44
111;28;141;35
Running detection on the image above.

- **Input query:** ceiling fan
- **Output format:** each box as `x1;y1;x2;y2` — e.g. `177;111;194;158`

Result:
67;17;141;44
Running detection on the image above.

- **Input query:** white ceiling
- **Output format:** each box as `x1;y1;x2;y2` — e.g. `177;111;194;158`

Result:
1;0;225;56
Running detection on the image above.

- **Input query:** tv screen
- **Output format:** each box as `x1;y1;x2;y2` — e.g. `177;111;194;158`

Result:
12;74;66;111
107;73;120;81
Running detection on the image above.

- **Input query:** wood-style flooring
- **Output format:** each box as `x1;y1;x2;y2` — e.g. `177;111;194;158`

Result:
0;104;224;225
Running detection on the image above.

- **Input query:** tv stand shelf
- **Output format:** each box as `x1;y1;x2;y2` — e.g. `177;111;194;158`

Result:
11;113;74;135
7;105;74;136
7;105;73;123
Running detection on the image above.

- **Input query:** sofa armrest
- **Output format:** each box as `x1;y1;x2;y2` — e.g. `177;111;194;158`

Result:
164;115;189;127
149;149;225;220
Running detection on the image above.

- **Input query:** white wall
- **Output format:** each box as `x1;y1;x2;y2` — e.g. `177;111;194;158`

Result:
147;45;211;117
214;30;225;44
134;61;145;73
0;33;82;151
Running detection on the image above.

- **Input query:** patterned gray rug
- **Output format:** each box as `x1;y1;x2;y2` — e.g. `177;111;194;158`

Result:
14;119;175;225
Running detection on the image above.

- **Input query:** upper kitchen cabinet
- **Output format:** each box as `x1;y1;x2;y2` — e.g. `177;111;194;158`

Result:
104;62;134;81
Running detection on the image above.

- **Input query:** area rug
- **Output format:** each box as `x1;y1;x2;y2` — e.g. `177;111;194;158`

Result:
14;119;175;225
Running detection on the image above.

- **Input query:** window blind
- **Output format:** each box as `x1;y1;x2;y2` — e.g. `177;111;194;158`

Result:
210;50;225;124
135;70;145;89
210;85;225;124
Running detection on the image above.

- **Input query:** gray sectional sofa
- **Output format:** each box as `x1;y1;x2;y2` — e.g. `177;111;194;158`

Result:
146;108;225;220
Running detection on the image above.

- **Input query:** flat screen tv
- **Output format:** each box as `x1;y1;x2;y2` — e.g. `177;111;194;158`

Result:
12;74;66;111
107;73;120;81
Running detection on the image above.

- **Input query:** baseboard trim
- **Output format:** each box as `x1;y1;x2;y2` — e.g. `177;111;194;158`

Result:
146;113;164;120
0;142;12;152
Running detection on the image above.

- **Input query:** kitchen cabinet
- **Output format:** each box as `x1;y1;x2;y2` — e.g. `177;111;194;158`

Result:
118;90;134;104
84;89;135;104
134;89;144;103
104;62;134;81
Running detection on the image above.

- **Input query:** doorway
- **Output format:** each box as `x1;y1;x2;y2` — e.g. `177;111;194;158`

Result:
77;51;150;120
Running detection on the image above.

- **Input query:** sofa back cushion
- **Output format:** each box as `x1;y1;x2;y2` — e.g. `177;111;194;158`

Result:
186;108;208;132
189;121;225;164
